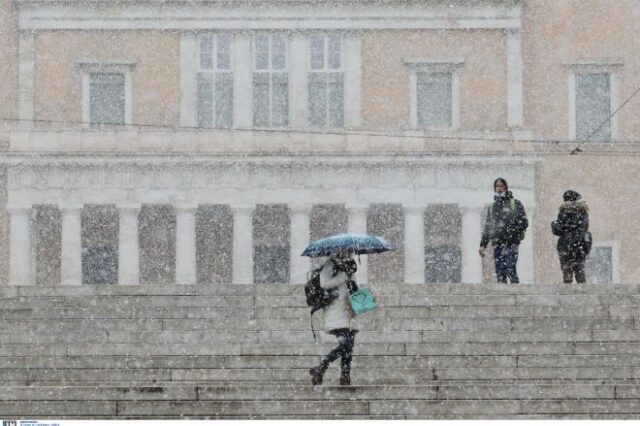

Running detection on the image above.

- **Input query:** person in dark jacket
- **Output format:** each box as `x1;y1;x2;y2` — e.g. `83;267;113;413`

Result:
479;178;529;284
551;190;591;284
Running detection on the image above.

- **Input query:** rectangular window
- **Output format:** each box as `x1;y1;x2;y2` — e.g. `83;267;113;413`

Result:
197;34;233;128
424;204;462;283
575;73;611;141
253;33;289;127
308;34;344;128
89;73;125;125
586;246;613;284
416;71;452;128
253;204;290;284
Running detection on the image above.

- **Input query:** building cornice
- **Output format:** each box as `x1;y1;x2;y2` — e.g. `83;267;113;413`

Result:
15;0;522;31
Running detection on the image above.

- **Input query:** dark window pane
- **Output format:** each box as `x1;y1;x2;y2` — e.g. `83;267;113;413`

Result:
197;73;213;128
216;34;232;70
253;204;290;284
90;73;125;125
416;72;452;128
308;73;327;127
139;205;176;285
200;35;213;69
215;73;233;128
586;246;613;284
253;73;270;127
328;73;344;128
368;204;404;284
271;73;289;127
196;205;233;284
425;245;462;283
576;73;611;141
310;35;325;70
82;205;118;285
255;34;269;70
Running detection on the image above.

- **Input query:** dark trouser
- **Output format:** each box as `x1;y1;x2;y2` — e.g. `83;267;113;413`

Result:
560;256;586;284
321;328;357;377
494;243;520;284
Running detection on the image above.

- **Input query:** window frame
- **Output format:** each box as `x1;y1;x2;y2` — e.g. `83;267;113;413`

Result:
196;33;235;129
308;33;345;129
566;62;622;142
77;62;135;128
252;32;290;128
406;59;464;130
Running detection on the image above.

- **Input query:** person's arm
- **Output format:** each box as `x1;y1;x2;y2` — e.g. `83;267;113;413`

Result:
479;206;492;249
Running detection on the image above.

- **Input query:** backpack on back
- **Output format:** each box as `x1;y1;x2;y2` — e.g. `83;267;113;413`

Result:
304;263;339;341
489;197;526;241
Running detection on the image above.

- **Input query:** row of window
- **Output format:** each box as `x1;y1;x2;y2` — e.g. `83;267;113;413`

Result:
86;33;614;141
32;203;615;285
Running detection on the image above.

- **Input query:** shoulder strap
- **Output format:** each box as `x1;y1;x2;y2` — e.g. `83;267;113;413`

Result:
509;198;516;210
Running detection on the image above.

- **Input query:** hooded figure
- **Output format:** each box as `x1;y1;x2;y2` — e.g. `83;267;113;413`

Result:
309;251;359;386
551;190;591;283
479;178;529;284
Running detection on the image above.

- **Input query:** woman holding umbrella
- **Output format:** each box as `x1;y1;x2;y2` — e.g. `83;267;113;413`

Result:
309;249;359;386
303;233;393;386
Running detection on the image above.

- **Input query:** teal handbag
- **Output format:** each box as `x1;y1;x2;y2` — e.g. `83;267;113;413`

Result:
349;288;378;316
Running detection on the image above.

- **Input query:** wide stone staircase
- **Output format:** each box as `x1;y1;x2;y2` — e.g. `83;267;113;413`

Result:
2;283;640;419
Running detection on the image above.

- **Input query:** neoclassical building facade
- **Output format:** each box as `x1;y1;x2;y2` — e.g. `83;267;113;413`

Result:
1;0;638;285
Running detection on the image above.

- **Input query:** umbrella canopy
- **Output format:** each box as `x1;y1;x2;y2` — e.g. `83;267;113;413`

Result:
301;233;394;258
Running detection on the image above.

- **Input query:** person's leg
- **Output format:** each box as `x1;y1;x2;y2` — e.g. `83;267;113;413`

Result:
339;330;356;384
560;256;574;284
310;329;349;385
505;244;520;284
574;260;587;284
494;245;508;283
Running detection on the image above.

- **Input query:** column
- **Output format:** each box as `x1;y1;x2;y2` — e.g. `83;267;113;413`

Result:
232;205;254;284
519;211;535;284
347;203;368;284
19;31;35;130
180;31;198;128
289;34;309;128
118;205;140;285
176;205;197;285
60;205;83;286
506;29;523;128
289;204;311;284
8;206;32;286
404;205;425;284
233;33;253;128
461;206;483;284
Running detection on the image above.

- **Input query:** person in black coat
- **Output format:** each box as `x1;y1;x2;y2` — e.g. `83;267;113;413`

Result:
479;178;529;284
551;190;591;284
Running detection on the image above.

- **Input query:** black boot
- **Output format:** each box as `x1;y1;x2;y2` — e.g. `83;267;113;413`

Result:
339;374;351;386
309;365;326;386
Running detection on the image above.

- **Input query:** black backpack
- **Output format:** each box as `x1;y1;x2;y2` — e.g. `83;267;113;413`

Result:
304;262;338;341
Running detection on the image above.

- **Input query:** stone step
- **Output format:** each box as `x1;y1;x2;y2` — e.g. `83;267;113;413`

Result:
7;353;640;370
1;341;599;357
0;383;630;401
2;366;639;383
6;329;636;345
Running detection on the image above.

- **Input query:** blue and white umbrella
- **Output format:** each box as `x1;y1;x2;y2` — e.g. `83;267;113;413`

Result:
301;233;394;258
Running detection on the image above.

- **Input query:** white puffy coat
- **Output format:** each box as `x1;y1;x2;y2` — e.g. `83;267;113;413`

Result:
319;260;354;331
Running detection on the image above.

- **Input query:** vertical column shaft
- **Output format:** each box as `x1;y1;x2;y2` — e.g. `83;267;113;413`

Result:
60;205;83;286
176;206;198;285
404;205;426;284
118;205;140;285
232;205;254;284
